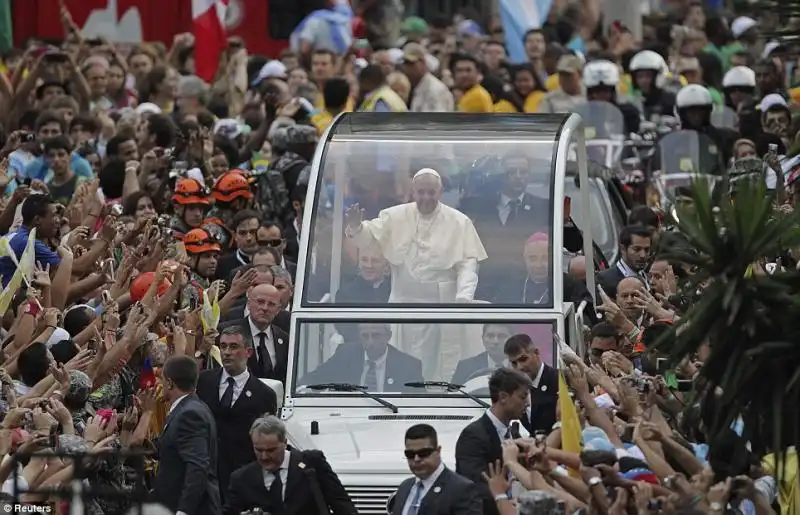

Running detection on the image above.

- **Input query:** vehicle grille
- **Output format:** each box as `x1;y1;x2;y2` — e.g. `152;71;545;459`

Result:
345;485;396;514
368;414;472;421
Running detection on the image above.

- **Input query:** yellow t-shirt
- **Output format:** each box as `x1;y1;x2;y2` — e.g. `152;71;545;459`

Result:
546;74;560;92
524;91;546;113
493;99;519;113
314;94;355;112
458;85;494;113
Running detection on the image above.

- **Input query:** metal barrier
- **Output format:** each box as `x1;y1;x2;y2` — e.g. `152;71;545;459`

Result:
8;448;155;513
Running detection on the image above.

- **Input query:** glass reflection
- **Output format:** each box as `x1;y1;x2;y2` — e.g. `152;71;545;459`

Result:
303;139;557;307
294;321;556;394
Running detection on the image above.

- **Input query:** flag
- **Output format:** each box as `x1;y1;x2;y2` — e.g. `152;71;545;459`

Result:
200;284;220;332
498;0;553;63
0;229;36;316
192;0;229;82
558;371;583;477
556;339;583;477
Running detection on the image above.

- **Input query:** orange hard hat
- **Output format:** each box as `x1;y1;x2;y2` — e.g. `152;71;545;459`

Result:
183;228;222;254
172;178;211;206
130;272;172;302
212;171;253;203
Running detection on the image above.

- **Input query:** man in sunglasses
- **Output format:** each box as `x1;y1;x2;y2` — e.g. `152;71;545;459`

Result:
390;424;481;515
587;322;620;366
257;221;297;279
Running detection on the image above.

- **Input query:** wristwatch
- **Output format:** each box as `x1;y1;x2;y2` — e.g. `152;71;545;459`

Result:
588;476;602;487
709;501;724;512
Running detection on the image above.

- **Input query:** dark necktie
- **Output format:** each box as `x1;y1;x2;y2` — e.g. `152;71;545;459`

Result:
364;360;378;391
258;332;273;376
220;377;235;409
408;481;424;515
270;469;283;504
506;199;521;225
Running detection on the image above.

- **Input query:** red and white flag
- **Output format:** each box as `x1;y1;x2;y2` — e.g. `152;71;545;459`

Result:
192;0;229;82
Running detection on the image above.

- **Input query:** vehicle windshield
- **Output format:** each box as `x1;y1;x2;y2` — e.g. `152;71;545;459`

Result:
302;117;563;308
292;320;557;396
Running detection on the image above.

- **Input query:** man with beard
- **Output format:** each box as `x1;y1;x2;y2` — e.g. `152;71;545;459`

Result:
598;225;652;299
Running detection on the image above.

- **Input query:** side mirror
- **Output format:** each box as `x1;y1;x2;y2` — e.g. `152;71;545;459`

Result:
259;378;285;411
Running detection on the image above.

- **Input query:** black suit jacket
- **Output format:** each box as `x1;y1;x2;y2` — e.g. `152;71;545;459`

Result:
299;344;423;392
153;394;222;515
216;251;249;282
451;352;498;386
520;363;559;435
487;273;598;322
219;317;290;384
390;467;482;515
196;369;279;503
223;450;358;515
454;414;506;515
597;265;626;300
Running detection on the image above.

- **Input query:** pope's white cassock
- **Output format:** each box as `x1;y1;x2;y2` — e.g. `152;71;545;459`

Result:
345;189;487;379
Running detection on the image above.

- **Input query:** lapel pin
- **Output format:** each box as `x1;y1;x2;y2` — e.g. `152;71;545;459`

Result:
298;462;306;469
524;205;531;211
245;390;252;398
278;338;284;345
387;378;394;385
540;385;547;392
433;486;441;493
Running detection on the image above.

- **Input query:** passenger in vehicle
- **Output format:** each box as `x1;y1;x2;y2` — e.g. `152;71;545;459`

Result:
334;244;391;341
298;323;424;392
344;168;487;378
451;323;513;385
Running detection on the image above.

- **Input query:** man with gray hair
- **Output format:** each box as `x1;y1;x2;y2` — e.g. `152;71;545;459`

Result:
224;415;357;515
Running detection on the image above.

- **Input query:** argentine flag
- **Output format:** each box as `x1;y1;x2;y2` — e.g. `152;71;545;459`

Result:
499;0;553;63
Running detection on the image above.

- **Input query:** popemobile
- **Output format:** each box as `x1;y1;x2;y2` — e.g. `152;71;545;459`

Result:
281;112;597;513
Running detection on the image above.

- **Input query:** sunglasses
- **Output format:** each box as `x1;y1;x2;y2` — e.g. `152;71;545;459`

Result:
259;238;284;247
404;447;436;460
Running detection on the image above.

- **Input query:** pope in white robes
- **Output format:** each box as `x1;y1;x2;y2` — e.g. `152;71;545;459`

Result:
344;168;488;379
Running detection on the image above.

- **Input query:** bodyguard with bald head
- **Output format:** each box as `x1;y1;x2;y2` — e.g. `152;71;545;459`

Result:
220;283;289;384
344;168;487;378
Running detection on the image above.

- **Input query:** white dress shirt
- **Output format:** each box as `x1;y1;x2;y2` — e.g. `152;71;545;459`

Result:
360;349;389;392
249;317;276;366
168;394;190;415
219;368;250;405
262;450;292;500
485;408;512;442
498;193;525;225
401;462;446;515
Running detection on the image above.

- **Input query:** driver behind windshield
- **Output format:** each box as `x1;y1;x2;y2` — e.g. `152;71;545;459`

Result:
675;84;739;166
451;323;513;385
298;323;423;392
582;58;641;135
628;49;676;122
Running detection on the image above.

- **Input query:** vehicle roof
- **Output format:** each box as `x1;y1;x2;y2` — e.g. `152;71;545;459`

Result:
330;112;570;137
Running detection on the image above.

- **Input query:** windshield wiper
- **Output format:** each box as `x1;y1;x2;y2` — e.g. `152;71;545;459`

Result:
404;381;489;408
305;383;398;413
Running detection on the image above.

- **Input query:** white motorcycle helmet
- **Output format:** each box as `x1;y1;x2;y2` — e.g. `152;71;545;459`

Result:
675;84;713;127
582;60;621;88
722;66;756;89
629;50;667;88
676;84;713;109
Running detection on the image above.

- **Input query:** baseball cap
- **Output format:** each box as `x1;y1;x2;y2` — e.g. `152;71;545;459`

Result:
252;60;288;87
457;19;484;38
556;54;582;74
401;16;429;36
402;43;426;63
759;93;788;112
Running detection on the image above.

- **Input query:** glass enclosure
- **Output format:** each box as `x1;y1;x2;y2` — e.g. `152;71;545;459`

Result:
292;319;557;395
301;114;567;309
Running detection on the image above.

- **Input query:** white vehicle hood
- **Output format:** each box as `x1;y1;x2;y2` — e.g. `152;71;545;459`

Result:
286;415;476;474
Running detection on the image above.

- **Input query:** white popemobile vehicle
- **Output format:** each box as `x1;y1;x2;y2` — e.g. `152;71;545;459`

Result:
278;112;598;514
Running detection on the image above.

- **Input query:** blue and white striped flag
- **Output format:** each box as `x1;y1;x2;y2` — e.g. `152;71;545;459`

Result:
499;0;553;63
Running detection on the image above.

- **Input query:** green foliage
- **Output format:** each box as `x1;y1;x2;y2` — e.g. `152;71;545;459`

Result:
655;178;800;471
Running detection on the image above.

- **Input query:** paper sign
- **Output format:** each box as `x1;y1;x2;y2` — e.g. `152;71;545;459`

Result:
585;126;596;139
679;158;694;172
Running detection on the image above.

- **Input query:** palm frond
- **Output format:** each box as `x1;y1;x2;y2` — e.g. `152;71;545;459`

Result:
655;179;800;475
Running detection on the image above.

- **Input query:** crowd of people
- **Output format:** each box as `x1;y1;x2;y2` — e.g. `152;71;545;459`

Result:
0;0;795;513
